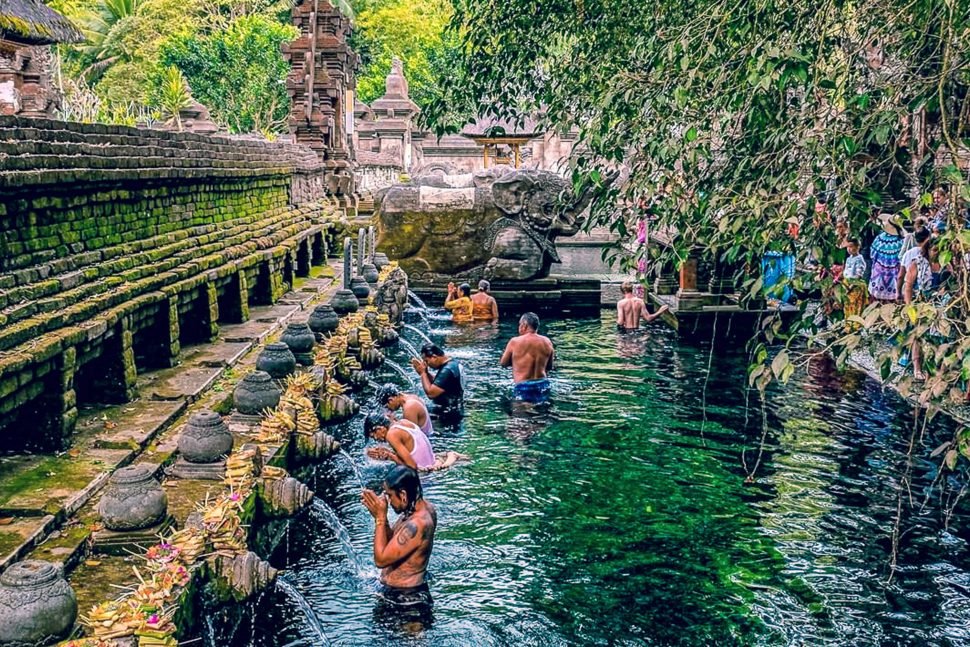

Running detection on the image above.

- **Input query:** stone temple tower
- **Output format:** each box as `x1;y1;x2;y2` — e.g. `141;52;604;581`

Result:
283;0;358;198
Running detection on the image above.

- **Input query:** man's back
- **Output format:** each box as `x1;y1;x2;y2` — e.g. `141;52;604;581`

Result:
508;333;554;382
617;296;645;329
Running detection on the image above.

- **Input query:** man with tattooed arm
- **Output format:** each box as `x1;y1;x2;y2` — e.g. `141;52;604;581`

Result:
361;465;438;614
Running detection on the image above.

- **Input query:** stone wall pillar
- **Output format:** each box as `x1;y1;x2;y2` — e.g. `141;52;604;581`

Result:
53;347;79;450
167;297;182;360
204;281;220;341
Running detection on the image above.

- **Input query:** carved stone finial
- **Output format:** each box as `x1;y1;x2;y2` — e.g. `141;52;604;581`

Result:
385;57;409;99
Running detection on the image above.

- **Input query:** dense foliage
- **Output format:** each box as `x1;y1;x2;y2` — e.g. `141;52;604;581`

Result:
158;15;296;134
429;0;970;411
350;0;453;107
51;0;454;132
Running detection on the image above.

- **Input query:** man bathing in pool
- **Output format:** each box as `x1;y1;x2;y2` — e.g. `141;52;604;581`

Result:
376;383;433;436
616;281;668;330
361;466;437;593
364;412;468;472
500;312;554;403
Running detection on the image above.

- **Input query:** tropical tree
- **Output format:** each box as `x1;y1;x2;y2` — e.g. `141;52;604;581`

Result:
71;0;142;79
426;1;970;472
158;15;296;134
156;65;192;130
351;0;451;107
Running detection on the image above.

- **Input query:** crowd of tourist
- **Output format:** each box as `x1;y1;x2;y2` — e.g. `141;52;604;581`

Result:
765;187;969;382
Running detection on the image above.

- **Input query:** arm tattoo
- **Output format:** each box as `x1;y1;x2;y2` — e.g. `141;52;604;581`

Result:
396;521;419;545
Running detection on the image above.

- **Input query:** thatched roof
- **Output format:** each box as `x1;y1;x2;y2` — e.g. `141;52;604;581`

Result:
0;0;84;46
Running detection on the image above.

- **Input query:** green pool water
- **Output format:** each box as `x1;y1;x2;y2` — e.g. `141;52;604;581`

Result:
209;312;970;646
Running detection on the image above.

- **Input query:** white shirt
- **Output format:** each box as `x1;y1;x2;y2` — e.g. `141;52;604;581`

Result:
900;246;922;270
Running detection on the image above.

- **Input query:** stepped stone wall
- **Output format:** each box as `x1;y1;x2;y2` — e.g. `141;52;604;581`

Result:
0;116;343;452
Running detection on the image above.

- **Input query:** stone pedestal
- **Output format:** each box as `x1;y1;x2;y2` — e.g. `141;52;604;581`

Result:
91;517;176;555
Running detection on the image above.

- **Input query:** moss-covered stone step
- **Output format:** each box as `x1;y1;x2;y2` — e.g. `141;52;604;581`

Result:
0;214;327;353
0;205;298;321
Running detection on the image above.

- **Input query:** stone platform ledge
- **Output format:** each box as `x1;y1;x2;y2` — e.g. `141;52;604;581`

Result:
846;347;970;426
0;264;340;575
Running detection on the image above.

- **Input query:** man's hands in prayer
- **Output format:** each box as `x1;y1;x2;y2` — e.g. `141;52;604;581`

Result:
361;488;388;520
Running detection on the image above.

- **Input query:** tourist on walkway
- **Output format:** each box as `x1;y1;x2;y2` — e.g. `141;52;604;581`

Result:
868;214;904;302
364;411;467;471
411;343;464;419
842;238;867;327
897;217;926;261
376;383;433;436
616;281;668;330
443;282;473;324
762;216;798;304
470;279;499;321
901;229;933;380
361;465;437;607
500;312;554;403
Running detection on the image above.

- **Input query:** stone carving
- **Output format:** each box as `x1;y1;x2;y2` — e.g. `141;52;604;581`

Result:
307;304;340;338
377;168;598;282
280;322;316;366
374;265;409;325
233;371;282;416
210;551;278;602
97;465;168;531
0;560;77;646
349;276;371;304
259;476;314;517
256;343;297;379
294;430;341;460
179;410;233;463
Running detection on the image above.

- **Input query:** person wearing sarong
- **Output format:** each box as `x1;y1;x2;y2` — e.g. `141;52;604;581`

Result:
868;214;903;302
842;239;867;329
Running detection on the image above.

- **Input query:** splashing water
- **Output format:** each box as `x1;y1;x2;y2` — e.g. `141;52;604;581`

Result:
381;358;416;387
397;338;421;360
336;449;365;489
366;378;381;391
276;578;331;646
407;290;428;310
204;615;217;647
309;498;366;574
403;324;435;347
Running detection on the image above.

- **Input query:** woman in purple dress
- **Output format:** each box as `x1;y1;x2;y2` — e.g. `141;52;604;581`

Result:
868;214;904;302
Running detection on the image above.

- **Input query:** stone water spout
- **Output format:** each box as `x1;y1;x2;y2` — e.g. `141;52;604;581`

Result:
295;430;341;460
260;476;314;517
373;265;409;326
210;551;278;602
0;560;77;646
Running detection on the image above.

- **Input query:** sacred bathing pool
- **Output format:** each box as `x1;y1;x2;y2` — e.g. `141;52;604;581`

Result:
0;0;968;645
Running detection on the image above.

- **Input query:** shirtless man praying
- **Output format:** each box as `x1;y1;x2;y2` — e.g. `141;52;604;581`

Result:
361;466;437;604
616;281;668;331
500;312;554;403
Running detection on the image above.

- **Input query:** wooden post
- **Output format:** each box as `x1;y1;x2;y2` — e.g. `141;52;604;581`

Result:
679;258;698;292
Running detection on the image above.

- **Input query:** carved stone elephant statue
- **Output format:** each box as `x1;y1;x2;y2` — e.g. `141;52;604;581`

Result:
376;168;595;282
